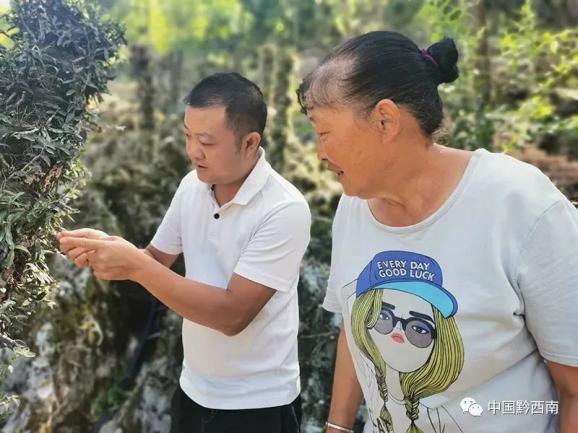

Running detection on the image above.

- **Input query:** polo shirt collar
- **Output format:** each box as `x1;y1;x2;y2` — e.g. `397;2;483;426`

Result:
202;148;271;206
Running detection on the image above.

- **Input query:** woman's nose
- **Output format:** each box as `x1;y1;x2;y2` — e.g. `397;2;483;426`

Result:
316;141;327;161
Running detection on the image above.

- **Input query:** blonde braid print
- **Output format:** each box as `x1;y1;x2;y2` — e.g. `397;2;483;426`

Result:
400;308;464;433
351;290;394;432
352;290;464;433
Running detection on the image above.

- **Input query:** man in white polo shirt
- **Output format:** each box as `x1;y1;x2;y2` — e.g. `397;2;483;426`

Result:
57;73;311;433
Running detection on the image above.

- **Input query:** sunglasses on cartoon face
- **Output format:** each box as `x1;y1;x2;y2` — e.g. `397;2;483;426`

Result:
370;303;437;348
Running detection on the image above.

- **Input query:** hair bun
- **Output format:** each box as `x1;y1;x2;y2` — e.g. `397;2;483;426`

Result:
427;37;459;85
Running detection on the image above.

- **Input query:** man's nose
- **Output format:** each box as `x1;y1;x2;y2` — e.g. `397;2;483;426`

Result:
187;141;204;161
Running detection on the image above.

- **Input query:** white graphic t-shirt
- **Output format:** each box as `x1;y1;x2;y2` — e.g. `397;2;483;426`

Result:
323;148;578;433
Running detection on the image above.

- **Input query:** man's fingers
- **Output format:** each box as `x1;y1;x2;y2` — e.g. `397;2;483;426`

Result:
67;246;90;261
60;236;107;251
90;260;126;280
87;250;97;266
74;251;91;268
56;228;109;240
86;250;114;271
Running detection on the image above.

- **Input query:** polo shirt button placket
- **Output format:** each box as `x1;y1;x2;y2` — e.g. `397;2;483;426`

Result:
208;199;221;242
215;203;233;221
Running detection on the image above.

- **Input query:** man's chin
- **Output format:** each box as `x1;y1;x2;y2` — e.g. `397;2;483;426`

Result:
195;168;211;182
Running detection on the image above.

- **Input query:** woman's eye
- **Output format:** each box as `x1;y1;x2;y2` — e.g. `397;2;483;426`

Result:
379;313;390;321
411;325;429;335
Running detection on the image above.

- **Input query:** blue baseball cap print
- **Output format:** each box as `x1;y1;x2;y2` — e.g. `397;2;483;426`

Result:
355;251;458;318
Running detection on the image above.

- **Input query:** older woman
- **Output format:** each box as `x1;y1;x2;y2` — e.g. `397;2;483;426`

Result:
298;31;578;433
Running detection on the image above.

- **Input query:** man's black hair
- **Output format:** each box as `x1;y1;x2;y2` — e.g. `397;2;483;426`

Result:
184;72;267;141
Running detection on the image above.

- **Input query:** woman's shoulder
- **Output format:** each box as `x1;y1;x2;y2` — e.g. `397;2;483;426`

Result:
470;148;565;214
475;148;547;180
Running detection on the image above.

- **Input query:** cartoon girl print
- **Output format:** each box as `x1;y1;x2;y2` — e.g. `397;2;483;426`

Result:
348;251;465;433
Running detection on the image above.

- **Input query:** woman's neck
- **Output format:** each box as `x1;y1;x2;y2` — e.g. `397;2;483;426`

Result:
369;144;472;227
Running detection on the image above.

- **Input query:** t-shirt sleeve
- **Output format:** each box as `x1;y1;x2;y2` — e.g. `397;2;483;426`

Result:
234;201;311;292
517;198;578;367
149;181;185;255
322;196;345;313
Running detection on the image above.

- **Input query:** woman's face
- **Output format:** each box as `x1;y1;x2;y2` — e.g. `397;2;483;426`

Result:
368;289;436;373
308;105;393;198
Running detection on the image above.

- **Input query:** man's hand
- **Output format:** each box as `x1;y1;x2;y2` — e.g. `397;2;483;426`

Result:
56;228;109;268
59;235;149;281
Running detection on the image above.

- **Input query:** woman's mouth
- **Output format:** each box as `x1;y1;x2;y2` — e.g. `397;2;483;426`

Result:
327;165;343;176
391;332;405;344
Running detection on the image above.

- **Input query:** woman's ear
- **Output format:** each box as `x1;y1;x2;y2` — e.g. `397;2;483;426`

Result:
374;99;401;141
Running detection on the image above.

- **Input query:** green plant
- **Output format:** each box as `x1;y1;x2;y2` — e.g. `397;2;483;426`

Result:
491;0;578;151
0;0;124;418
415;0;578;151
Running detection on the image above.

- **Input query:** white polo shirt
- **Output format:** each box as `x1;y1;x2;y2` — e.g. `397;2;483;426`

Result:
150;149;311;409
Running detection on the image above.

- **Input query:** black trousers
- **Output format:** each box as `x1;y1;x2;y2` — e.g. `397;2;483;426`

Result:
170;386;302;433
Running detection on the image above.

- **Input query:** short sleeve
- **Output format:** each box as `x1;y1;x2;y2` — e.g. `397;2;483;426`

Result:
149;182;185;255
234;201;311;292
322;196;345;313
517;198;578;366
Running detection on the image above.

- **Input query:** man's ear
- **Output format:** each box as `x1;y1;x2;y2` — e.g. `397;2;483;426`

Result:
242;131;262;153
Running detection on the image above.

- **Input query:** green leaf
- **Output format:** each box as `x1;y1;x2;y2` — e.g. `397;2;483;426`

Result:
12;345;35;358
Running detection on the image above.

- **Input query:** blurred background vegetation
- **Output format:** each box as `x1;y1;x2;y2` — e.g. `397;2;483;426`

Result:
0;0;576;432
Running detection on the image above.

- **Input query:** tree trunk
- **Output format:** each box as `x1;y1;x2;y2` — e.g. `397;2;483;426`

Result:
168;51;184;111
130;45;155;131
474;1;491;106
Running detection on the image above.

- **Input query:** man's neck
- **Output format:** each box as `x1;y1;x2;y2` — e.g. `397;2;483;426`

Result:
213;181;243;207
213;151;260;206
